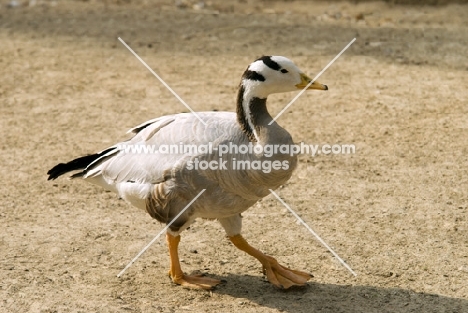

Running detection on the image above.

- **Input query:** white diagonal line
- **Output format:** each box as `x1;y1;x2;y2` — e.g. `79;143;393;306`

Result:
269;189;357;277
269;38;356;125
117;189;206;277
118;37;207;126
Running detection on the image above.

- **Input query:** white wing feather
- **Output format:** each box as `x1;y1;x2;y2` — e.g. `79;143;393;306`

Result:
82;112;244;206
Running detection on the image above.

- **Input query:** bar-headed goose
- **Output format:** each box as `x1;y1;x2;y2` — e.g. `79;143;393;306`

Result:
48;56;328;290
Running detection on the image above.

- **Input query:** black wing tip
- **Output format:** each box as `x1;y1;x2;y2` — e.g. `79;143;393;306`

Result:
46;147;116;181
47;163;75;181
47;163;63;180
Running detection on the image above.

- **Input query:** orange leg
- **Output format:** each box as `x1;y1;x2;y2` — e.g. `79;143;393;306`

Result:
166;233;221;290
229;234;312;289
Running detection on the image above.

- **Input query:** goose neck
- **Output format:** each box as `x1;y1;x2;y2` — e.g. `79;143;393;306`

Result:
236;83;273;144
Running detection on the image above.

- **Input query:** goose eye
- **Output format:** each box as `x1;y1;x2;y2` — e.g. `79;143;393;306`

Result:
280;69;288;73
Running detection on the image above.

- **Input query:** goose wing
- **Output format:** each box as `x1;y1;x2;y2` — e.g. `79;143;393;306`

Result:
82;112;242;187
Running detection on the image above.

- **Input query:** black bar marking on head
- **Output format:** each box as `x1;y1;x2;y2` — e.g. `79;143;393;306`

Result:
257;56;281;71
243;70;265;82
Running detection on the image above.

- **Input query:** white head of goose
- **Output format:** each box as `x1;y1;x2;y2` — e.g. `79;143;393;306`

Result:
238;55;327;143
47;55;328;290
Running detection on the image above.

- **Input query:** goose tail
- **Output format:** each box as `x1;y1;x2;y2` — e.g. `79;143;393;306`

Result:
47;148;114;181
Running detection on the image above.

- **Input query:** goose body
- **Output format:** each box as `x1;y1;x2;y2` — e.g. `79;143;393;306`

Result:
48;56;327;289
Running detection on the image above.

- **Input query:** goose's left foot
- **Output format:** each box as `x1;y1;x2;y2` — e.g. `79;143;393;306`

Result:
229;234;312;289
167;233;221;290
168;271;221;290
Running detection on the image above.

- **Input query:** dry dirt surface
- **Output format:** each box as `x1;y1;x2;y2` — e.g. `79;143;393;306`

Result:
1;0;468;312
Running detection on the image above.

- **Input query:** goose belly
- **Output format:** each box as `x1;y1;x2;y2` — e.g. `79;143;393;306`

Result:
193;190;259;219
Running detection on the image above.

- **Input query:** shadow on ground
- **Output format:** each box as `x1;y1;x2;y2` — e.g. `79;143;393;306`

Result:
211;273;468;313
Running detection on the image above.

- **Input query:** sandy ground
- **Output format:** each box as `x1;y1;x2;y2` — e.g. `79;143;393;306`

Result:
1;0;468;312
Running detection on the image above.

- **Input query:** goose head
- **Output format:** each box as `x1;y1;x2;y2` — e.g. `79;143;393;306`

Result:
241;55;328;99
236;56;328;143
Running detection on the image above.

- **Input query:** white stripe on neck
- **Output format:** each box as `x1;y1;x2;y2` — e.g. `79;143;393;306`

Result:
241;79;261;143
